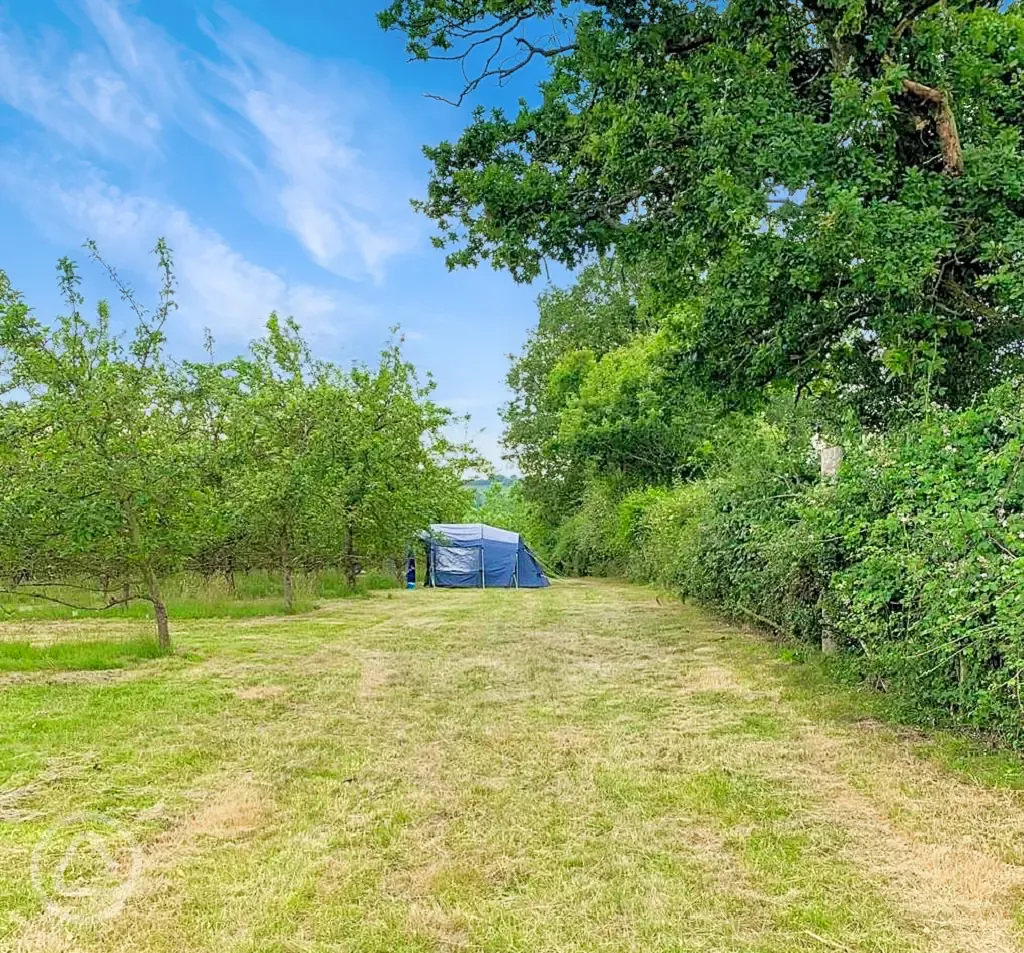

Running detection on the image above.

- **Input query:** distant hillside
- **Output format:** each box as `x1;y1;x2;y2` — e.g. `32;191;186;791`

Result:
466;475;517;504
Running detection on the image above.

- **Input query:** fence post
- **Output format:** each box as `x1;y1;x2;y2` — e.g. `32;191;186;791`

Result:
819;443;844;480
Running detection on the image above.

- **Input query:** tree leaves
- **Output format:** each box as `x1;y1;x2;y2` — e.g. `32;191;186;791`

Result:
388;0;1024;414
0;251;478;637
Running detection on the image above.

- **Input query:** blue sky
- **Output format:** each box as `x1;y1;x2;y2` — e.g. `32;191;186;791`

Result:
0;0;561;469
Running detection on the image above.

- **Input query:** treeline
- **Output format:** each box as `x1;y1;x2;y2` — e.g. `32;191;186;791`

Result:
0;245;475;648
383;0;1024;739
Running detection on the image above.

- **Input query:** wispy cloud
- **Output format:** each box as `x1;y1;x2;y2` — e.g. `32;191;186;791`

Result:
202;10;420;282
0;20;160;150
75;0;419;282
2;162;367;342
1;1;418;286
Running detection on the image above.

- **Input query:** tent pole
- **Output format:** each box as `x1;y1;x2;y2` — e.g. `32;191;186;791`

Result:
481;549;486;589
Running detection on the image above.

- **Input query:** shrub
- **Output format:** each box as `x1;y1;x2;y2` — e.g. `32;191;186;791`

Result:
563;385;1024;744
820;386;1024;738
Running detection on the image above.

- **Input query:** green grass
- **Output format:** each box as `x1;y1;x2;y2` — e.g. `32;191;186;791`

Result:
731;633;1024;790
0;596;317;622
0;569;399;623
3;580;1024;952
0;636;166;672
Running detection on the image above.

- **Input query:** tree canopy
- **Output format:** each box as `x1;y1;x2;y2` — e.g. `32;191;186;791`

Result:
382;0;1024;415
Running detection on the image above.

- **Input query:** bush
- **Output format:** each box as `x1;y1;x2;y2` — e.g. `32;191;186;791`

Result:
820;386;1024;739
555;385;1024;744
551;479;626;576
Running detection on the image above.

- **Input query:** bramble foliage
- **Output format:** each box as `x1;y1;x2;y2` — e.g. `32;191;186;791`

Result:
0;249;477;646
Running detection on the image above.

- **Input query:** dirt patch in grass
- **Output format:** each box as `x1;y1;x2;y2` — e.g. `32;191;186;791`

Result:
232;685;287;702
188;780;267;839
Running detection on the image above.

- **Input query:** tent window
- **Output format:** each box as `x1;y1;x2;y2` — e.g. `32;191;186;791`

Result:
434;546;480;574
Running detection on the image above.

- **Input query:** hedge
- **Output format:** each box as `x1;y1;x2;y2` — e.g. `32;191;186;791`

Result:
555;386;1024;743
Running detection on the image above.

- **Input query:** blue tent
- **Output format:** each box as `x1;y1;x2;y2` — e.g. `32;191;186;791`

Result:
423;523;550;589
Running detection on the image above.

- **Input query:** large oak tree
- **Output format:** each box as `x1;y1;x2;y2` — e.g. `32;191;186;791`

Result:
382;0;1024;416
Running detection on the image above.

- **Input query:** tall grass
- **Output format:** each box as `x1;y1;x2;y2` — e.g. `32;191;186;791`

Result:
0;569;400;622
0;636;166;672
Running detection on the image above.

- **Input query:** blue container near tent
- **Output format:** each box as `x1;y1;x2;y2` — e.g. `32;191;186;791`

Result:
422;523;550;588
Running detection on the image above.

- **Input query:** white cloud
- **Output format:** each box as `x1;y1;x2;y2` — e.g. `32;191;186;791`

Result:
3;163;367;342
1;1;419;286
199;10;419;281
69;0;419;282
78;0;197;119
0;23;160;150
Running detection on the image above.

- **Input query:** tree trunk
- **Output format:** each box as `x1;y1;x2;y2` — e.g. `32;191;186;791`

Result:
122;581;131;607
902;78;964;176
143;566;170;652
283;564;294;612
224;559;236;595
344;525;358;588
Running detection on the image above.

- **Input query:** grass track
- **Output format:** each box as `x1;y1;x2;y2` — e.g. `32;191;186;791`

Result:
2;580;1023;952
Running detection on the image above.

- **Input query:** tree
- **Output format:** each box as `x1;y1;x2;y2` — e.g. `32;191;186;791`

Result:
214;315;344;610
382;0;1024;417
0;245;210;650
216;323;477;602
331;341;479;585
502;260;650;515
550;326;722;485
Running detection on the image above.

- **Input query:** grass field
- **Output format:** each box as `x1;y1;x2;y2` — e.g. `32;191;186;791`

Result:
2;580;1024;952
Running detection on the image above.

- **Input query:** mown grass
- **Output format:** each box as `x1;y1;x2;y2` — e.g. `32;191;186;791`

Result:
736;638;1024;790
2;580;1024;952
